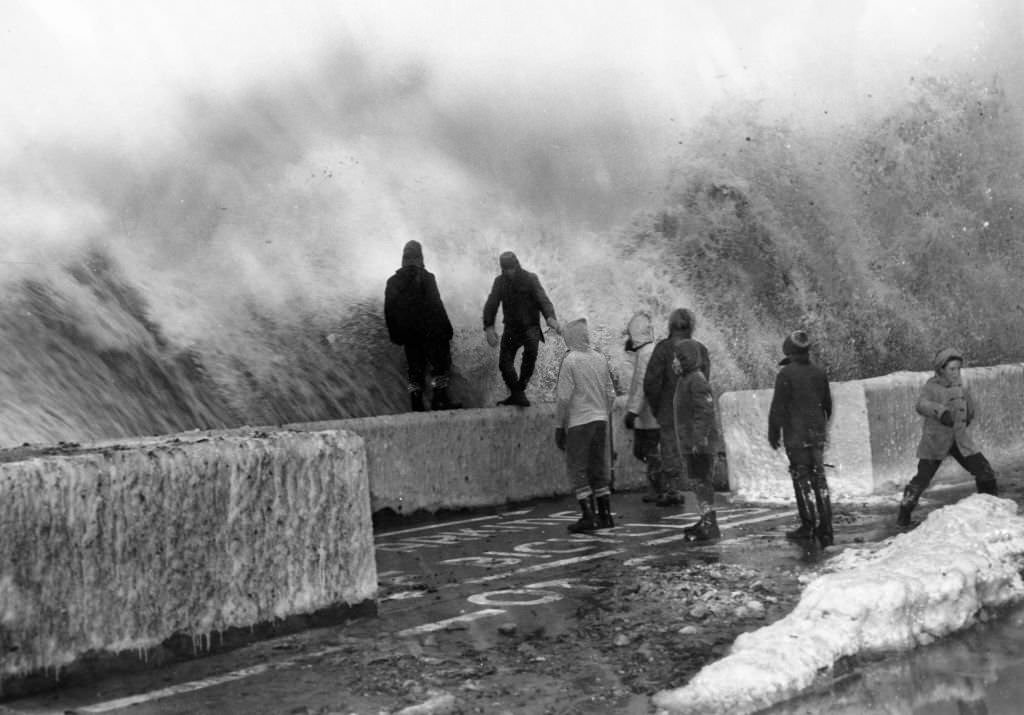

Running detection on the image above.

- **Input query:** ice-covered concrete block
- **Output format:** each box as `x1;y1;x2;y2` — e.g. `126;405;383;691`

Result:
0;428;375;680
653;494;1024;715
719;381;873;501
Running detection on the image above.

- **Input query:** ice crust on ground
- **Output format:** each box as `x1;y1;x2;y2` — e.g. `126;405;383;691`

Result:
652;494;1024;715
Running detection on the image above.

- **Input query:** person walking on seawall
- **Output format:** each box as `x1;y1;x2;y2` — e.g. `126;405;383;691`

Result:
384;240;462;412
673;338;721;541
768;330;834;547
897;348;998;527
554;318;617;533
482;251;561;407
622;312;662;502
642;308;710;507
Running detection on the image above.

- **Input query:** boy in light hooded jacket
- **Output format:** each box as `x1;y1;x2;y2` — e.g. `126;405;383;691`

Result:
555;318;617;533
897;348;998;526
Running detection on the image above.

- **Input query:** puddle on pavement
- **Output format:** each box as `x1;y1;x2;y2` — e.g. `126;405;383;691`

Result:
758;601;1024;714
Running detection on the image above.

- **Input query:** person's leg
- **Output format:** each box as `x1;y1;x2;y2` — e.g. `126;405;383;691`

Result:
785;447;815;539
515;325;542;394
682;452;719;541
403;342;427;412
497;329;523;400
809;446;833;547
898;459;942;525
584;421;614;528
949;444;999;495
656;420;684;506
566;423;597;532
426;340;462;410
634;429;663;502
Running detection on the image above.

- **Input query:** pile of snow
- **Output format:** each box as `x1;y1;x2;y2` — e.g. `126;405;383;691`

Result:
653;494;1024;715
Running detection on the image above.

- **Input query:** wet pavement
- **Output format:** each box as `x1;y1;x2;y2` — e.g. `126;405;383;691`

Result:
0;491;924;714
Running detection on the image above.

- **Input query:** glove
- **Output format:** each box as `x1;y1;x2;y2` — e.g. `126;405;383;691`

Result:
547;317;562;335
554;427;566;451
624;412;637;430
485;326;499;348
768;434;780;450
940;410;954;427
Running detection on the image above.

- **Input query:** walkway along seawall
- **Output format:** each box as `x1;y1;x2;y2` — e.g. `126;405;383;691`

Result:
720;363;1024;501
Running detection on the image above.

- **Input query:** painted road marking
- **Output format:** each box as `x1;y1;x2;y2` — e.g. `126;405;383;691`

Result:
376;514;501;538
643;510;796;545
395;609;508;637
464;549;625;585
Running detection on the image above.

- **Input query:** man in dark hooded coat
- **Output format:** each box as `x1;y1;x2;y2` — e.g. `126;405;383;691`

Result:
385;240;461;411
482;251;561;406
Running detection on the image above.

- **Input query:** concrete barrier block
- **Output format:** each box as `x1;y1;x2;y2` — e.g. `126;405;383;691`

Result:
719;382;873;501
0;429;375;680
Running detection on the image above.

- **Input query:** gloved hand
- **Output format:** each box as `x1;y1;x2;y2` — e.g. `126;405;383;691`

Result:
624;412;637;430
940;410;954;427
485;326;499;348
547;317;562;335
554;427;566;451
768;433;780;450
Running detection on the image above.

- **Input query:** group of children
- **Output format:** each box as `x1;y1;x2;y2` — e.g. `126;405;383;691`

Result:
556;308;1001;547
385;244;1001;545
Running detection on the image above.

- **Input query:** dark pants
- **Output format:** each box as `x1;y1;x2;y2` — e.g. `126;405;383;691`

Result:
633;428;661;487
404;339;452;392
786;445;833;541
658;420;683;493
499;325;541;392
566;420;610;498
904;444;997;506
685;452;715;511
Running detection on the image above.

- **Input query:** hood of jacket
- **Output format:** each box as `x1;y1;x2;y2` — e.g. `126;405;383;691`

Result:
673;338;703;375
933;347;964;374
624;312;654;352
563;318;590;352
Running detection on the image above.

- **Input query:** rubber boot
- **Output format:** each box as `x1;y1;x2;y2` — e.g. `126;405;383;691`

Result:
410;390;426;412
811;469;834;547
642;468;664;503
785;523;814;541
656;471;685;506
685;510;720;542
507;389;531;407
897;484;921;527
430;386;463;411
976;478;999;496
596;495;615;529
568;498;598;533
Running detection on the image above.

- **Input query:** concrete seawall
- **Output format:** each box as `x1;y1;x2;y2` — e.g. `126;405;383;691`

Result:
720;363;1024;501
287;398;650;515
0;429;376;691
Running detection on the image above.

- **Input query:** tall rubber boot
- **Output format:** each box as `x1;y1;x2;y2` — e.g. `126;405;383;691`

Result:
786;468;815;540
791;466;819;537
642;468;664;503
568;498;598;533
410;390;426;412
897;483;922;527
596;494;615;529
811;468;834;547
977;479;999;496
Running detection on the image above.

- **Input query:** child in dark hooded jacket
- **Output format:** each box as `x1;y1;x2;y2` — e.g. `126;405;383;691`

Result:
672;338;720;541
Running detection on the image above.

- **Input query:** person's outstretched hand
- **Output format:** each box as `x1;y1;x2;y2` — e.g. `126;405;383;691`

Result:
547;317;562;335
485;326;499;348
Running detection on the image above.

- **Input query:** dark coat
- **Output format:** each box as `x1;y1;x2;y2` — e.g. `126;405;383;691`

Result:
644;337;710;427
768;354;832;449
482;268;556;334
672;340;718;453
384;266;454;346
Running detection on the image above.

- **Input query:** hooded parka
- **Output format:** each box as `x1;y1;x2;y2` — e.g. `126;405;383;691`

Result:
915;347;978;460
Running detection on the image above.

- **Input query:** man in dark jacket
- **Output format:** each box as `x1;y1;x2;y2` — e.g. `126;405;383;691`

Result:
643;308;710;506
768;330;833;547
673;338;720;541
482;251;561;407
385;240;461;412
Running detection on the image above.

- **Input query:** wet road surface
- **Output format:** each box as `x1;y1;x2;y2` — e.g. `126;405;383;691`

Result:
5;492;899;715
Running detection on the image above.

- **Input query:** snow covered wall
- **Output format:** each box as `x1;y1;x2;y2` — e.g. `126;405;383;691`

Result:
0;428;376;682
652;494;1024;714
720;363;1024;500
